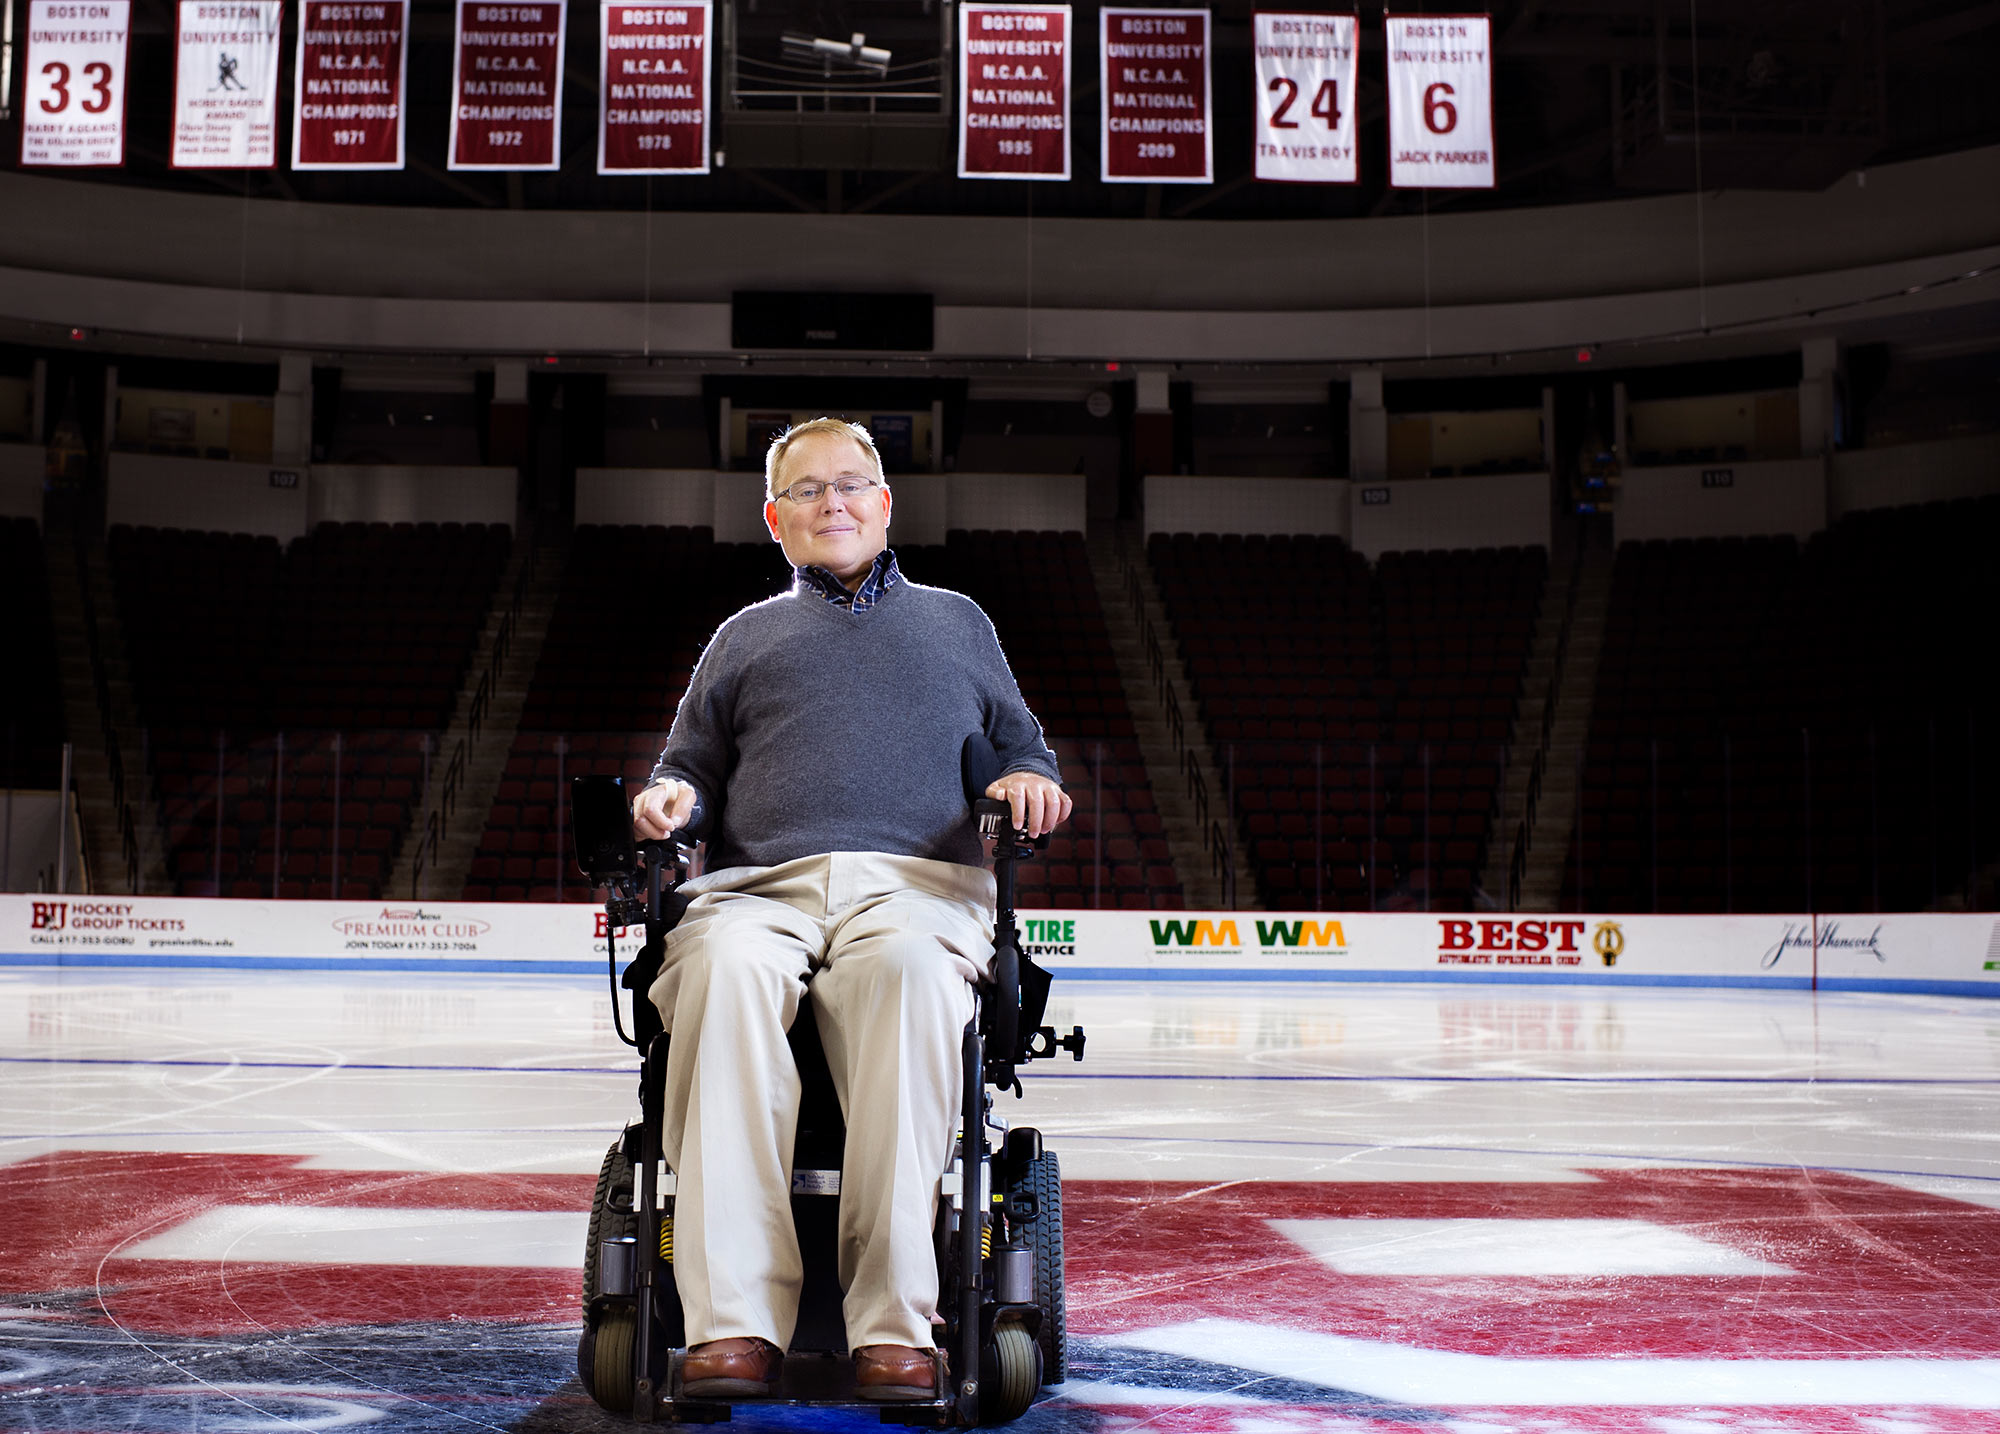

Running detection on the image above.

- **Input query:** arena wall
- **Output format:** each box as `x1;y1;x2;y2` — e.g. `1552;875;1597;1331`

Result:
1615;458;1828;544
574;469;1084;539
1829;434;2000;516
0;443;43;525
104;456;516;539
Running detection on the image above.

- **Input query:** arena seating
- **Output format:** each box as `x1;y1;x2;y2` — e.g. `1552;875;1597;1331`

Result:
110;521;508;899
1152;533;1541;909
1564;495;1998;913
464;525;1180;909
1;518;65;790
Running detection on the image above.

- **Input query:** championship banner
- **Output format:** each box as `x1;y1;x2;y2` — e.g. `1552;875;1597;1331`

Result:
1385;11;1494;189
19;0;133;168
292;0;409;170
449;0;567;170
958;2;1069;182
1252;11;1356;184
1099;6;1210;184
172;0;283;168
598;0;709;175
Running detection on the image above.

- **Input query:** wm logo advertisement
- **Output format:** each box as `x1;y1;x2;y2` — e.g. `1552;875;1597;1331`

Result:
1146;917;1350;958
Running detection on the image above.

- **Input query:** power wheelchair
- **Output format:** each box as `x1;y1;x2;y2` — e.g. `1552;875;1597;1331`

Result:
567;742;1085;1427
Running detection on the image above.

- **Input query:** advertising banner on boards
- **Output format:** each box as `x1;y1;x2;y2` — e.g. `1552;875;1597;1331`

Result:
598;0;709;174
19;0;133;167
172;0;284;168
1099;6;1211;184
291;0;408;169
1385;11;1494;188
958;2;1070;181
449;0;567;170
1251;11;1357;184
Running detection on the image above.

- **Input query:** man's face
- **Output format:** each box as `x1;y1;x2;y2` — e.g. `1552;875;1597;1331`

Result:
763;431;892;588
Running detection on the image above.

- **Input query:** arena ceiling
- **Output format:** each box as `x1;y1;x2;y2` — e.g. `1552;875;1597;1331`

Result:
7;0;1998;219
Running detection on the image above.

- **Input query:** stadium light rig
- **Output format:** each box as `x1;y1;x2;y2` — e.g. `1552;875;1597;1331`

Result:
781;30;890;77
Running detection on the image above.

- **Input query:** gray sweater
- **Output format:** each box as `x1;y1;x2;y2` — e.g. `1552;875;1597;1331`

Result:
650;577;1061;872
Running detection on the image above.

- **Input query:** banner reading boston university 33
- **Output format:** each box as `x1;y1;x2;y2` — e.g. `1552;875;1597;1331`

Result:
449;0;567;170
172;0;284;168
598;0;710;175
958;2;1069;181
292;0;407;168
19;0;132;167
1099;6;1211;184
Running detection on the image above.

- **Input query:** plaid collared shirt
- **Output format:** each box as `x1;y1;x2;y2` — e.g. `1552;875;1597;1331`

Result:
793;548;902;613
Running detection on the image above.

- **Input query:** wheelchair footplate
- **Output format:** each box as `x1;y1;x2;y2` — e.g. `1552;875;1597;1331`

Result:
656;1348;956;1426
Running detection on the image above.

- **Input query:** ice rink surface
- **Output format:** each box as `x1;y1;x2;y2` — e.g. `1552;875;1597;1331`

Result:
6;967;2000;1434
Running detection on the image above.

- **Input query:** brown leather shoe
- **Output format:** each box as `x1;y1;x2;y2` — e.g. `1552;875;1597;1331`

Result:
680;1337;783;1398
853;1343;939;1402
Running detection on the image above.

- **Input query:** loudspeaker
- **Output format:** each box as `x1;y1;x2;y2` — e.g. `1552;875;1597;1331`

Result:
731;292;935;352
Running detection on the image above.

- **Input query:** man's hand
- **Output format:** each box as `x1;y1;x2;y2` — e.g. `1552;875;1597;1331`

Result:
633;778;697;839
984;772;1072;840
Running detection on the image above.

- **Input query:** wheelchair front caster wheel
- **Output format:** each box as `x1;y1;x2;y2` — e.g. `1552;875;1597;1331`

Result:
980;1322;1041;1424
590;1307;637;1414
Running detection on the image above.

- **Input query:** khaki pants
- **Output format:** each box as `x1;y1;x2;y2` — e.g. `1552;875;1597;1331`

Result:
646;851;995;1352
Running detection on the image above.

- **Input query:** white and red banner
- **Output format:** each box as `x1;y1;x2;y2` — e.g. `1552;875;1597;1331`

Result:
1386;11;1494;188
1252;10;1356;184
449;0;567;171
172;0;283;168
597;0;709;175
1099;6;1210;184
957;2;1069;181
19;0;132;167
291;0;409;170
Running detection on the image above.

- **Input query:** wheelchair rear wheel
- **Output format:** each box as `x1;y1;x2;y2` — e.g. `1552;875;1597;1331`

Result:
1021;1151;1067;1383
583;1140;635;1306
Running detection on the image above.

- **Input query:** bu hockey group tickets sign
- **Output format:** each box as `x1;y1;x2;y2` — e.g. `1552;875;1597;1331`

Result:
19;0;132;167
172;0;283;167
598;0;709;174
1100;6;1211;184
958;2;1069;181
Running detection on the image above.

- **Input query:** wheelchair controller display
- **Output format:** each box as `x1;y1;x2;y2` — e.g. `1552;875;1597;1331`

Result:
568;756;1083;1427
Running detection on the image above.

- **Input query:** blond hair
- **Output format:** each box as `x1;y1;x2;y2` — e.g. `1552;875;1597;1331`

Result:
763;417;888;500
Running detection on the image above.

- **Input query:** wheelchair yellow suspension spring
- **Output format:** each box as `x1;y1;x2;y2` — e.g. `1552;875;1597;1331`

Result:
660;1215;674;1263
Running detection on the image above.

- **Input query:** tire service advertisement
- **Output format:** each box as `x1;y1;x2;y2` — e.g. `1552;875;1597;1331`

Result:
1099;6;1211;184
292;0;407;168
449;0;567;170
958;2;1070;181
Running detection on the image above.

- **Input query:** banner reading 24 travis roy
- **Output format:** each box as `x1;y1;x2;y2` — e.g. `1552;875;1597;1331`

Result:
450;0;567;170
1252;11;1356;183
1099;6;1210;184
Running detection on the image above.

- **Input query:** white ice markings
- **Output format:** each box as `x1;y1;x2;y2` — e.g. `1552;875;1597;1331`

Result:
1109;1319;2000;1408
1269;1217;1795;1276
119;1205;589;1268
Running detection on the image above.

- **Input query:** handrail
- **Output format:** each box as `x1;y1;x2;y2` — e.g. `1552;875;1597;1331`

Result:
68;521;141;892
412;538;535;898
1504;540;1586;909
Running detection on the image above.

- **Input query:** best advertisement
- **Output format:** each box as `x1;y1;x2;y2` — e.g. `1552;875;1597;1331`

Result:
291;0;408;170
449;0;567;171
19;0;133;167
1099;6;1210;184
1252;11;1357;184
172;0;284;168
1385;11;1494;188
958;2;1069;181
598;0;709;175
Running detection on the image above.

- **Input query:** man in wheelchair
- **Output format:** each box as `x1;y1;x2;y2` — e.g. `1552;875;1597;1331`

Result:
628;418;1071;1406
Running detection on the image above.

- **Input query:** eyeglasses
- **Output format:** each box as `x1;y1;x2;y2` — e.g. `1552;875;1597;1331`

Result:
773;477;882;505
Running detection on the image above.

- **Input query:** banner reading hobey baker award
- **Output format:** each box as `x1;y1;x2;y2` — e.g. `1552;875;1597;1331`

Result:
19;0;133;167
1099;6;1210;184
598;0;709;175
172;0;283;168
449;0;567;170
958;2;1069;181
292;0;408;169
1386;12;1494;188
